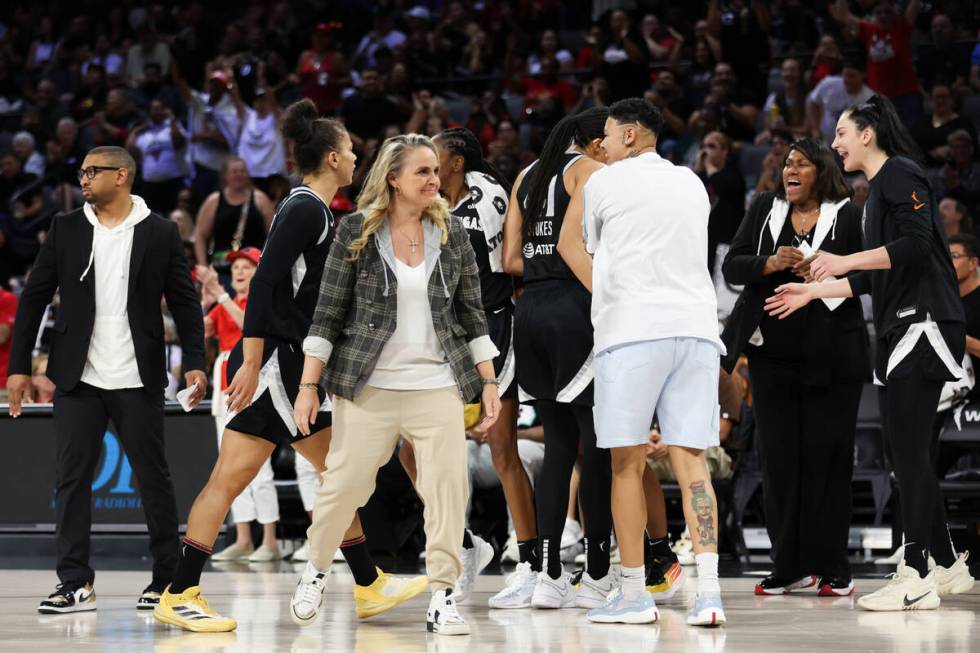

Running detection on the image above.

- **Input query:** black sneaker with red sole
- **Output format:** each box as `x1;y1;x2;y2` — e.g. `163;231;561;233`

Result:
754;575;817;595
817;576;855;596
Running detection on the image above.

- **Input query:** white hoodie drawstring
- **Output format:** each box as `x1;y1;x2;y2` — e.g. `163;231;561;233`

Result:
437;259;450;298
757;211;773;256
80;246;95;282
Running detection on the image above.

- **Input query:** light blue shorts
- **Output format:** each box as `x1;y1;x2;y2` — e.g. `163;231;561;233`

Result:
594;338;721;450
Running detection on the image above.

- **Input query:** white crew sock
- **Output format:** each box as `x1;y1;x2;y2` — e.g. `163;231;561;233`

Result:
621;565;646;598
695;552;721;596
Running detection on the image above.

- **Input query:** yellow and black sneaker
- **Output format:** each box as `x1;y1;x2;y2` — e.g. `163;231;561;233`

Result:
354;568;429;619
646;559;685;601
38;583;97;614
153;585;237;632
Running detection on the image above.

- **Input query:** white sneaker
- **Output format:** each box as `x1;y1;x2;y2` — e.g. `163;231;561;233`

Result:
291;541;310;562
931;552;975;596
857;562;940;612
575;571;618;609
672;534;695;566
38;583;97;614
489;562;538;609
500;532;519;564
560;518;583;549
290;562;329;626
454;532;495;604
248;544;282;562
531;571;577;609
427;588;470;635
211;541;254;561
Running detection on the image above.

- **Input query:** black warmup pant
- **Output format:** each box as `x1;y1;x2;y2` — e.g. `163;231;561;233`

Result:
749;356;862;580
534;400;612;577
53;383;179;588
879;372;957;572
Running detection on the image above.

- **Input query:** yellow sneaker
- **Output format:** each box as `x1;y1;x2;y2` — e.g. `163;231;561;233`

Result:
153;586;237;632
353;568;428;619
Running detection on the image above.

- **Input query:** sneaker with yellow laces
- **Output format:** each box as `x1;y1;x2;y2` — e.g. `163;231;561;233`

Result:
153;586;237;632
354;568;429;619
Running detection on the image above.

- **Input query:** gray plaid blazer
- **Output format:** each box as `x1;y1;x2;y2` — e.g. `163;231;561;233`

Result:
304;211;496;402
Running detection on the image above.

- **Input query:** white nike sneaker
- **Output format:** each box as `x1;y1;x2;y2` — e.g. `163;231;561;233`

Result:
290;562;330;626
38;583;97;614
427;588;470;635
531;571;577;609
455;532;495;604
930;553;975;596
857;562;940;612
575;571;618;609
489;562;538;609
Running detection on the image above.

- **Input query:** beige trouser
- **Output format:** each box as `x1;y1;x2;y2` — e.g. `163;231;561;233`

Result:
306;385;467;590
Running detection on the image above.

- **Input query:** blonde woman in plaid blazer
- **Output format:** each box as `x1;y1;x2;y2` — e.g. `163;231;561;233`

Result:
290;134;502;636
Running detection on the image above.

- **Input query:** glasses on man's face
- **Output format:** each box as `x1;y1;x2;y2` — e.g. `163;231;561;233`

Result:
77;165;120;181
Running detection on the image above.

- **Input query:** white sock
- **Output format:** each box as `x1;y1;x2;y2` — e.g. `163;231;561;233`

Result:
695;552;721;596
621;565;646;598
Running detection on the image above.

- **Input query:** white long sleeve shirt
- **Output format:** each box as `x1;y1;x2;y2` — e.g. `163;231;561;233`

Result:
79;195;151;389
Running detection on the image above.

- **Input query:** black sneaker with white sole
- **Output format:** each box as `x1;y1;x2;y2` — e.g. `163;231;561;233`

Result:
38;583;97;614
137;583;166;609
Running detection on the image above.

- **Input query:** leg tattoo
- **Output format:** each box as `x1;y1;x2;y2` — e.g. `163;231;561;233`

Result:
689;480;716;547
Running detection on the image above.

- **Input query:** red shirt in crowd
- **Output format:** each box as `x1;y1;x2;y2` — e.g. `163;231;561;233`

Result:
523;77;578;111
858;16;919;97
207;295;247;389
0;289;17;388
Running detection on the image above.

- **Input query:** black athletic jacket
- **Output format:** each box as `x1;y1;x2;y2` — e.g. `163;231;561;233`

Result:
849;156;964;336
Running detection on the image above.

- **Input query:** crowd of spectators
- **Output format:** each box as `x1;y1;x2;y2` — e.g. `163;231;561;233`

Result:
1;0;979;401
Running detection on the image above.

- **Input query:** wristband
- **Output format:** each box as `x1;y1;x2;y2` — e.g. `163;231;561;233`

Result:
298;382;319;391
481;378;500;386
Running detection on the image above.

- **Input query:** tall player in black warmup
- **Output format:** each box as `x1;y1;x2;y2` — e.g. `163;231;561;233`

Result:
155;100;424;632
767;94;976;611
500;108;613;609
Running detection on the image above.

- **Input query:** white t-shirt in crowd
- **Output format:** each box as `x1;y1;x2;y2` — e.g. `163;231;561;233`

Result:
584;151;724;356
237;108;286;178
368;258;456;390
187;91;241;172
808;75;874;144
135;119;189;182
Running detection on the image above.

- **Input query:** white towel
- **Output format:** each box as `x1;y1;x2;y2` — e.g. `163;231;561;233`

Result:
465;171;509;273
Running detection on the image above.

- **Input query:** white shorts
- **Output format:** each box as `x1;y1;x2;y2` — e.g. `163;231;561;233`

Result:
594;338;721;450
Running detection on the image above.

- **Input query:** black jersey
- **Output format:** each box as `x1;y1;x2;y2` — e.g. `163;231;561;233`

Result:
516;152;583;283
453;190;514;310
849;156;964;338
241;185;336;348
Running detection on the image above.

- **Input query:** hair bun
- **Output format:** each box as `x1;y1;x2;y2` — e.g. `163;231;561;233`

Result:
281;98;319;143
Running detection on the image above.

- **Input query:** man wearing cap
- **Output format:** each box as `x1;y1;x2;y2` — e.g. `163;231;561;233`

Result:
930;129;980;214
172;65;241;201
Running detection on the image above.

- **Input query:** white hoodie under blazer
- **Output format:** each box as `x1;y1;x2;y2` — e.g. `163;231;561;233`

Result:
79;195;151;389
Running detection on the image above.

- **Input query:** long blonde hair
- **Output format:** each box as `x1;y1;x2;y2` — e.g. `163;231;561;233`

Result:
348;134;450;260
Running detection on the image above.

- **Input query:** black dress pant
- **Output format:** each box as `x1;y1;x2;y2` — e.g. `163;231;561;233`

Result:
53;382;179;587
749;356;862;580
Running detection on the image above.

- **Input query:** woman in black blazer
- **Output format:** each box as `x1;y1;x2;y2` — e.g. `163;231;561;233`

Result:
721;138;869;597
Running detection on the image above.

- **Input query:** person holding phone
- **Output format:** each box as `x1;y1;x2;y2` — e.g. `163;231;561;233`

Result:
766;95;975;611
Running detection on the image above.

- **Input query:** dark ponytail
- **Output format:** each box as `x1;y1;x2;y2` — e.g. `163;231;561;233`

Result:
520;106;608;244
435;127;512;194
281;98;347;175
844;94;922;162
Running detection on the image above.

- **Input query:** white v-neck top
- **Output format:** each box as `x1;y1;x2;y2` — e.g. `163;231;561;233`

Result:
368;258;456;390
